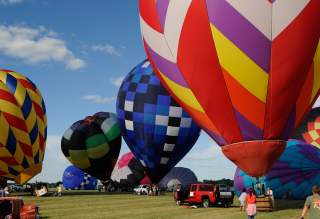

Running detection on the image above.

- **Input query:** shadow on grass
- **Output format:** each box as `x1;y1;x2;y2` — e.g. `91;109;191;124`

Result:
12;190;138;197
273;199;304;211
59;191;134;196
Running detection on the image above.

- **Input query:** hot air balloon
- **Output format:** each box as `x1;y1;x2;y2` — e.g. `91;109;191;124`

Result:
61;112;121;180
139;0;320;176
111;152;151;187
116;60;201;183
294;107;320;148
234;140;320;200
0;69;47;184
158;167;197;191
62;165;97;190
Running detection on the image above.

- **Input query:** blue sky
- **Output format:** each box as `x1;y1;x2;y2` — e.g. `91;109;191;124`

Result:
0;0;237;182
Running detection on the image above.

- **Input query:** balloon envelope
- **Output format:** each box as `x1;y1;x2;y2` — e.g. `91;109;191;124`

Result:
0;69;47;184
63;165;97;190
111;152;151;187
158;167;197;190
234;140;320;199
139;0;320;176
294;107;320;149
116;60;201;183
61;112;121;180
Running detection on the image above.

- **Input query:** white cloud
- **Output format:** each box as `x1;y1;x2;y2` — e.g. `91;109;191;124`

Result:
82;95;116;104
0;0;24;5
0;25;86;70
32;135;70;183
186;146;221;161
92;44;121;56
109;76;124;87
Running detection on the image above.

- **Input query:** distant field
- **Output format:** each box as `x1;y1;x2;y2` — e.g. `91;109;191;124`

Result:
17;191;304;219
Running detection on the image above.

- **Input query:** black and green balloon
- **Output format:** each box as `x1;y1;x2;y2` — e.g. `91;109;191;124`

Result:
61;112;121;180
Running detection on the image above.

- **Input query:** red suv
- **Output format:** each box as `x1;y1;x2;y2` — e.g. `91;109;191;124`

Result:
175;183;234;208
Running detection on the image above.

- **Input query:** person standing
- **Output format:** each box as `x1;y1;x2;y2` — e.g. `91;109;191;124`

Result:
266;187;274;209
57;184;62;197
239;188;247;211
300;185;320;219
246;188;257;219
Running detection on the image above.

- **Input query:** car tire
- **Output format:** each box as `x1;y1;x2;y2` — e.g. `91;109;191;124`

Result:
202;199;210;208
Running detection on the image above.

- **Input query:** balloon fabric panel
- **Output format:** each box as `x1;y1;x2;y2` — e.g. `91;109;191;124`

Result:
139;0;320;176
294;107;320;149
62;165;97;190
111;152;150;186
158;167;198;189
61;112;121;180
0;70;47;184
234;140;320;200
116;60;201;183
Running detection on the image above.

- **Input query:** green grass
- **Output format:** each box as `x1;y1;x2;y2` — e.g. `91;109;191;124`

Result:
16;191;304;219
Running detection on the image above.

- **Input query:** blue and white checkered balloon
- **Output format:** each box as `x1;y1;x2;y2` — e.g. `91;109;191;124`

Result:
62;165;97;190
116;60;201;183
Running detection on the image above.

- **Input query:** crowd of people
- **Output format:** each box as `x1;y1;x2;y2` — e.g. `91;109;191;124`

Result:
146;184;161;196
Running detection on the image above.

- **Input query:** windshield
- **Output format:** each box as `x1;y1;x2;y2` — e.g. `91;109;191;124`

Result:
199;185;214;191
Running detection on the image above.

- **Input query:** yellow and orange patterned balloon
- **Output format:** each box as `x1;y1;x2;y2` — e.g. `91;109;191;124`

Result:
0;69;47;184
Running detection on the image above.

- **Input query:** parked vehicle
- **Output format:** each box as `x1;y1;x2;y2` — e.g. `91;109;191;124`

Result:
0;197;39;219
133;184;149;195
8;184;25;192
174;183;234;208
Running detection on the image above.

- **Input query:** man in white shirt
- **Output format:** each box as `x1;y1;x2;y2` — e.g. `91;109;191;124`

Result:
238;188;247;211
266;187;274;209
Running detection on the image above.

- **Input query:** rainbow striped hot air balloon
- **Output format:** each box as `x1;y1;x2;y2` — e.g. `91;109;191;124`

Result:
0;70;47;184
139;0;320;176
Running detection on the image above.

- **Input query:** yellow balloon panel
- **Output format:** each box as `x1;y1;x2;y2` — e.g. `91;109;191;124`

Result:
0;70;47;184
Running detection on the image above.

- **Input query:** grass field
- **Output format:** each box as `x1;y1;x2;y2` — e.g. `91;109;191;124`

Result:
18;191;304;219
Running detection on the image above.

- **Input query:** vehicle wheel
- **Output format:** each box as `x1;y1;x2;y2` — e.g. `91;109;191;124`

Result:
202;199;210;208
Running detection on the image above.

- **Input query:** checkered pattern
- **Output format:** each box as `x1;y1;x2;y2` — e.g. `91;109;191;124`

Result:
111;152;149;187
61;112;122;180
63;165;97;190
116;60;201;182
0;70;47;184
294;108;320;149
75;173;92;190
302;117;320;148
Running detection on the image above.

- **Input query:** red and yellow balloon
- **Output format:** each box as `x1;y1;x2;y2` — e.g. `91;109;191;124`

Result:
139;0;320;176
0;70;47;184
